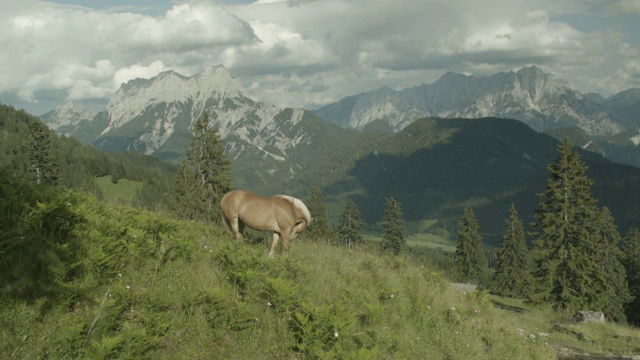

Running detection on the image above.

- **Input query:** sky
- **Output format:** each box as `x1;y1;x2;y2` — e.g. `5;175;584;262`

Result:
1;0;639;116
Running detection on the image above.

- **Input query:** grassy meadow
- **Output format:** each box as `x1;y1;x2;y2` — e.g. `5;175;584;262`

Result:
2;188;640;359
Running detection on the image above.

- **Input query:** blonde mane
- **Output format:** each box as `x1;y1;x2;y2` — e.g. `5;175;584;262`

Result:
276;195;312;224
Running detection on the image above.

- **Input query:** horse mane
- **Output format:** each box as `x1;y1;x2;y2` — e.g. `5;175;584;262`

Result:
276;195;312;224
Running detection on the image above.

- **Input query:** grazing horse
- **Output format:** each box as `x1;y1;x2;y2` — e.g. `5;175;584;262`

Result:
221;190;311;258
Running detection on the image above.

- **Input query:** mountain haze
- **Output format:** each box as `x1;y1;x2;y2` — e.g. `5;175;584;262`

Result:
315;66;626;136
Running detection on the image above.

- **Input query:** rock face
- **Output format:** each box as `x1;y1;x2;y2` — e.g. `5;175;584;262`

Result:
314;66;624;136
41;100;95;136
572;311;605;323
42;66;320;162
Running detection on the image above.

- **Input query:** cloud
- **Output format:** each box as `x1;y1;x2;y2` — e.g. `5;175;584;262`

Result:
1;0;639;115
0;0;256;108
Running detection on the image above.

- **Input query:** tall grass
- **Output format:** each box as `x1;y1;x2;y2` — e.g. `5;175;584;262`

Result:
1;192;638;359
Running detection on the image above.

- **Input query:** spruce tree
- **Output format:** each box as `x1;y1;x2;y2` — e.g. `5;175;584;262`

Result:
336;199;366;248
530;139;604;313
305;187;333;241
23;119;60;186
455;206;488;284
490;203;533;297
622;228;640;325
170;113;231;223
380;197;405;255
590;207;631;322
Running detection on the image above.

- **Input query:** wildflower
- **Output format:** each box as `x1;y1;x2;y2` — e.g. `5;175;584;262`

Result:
267;302;272;306
390;294;395;298
126;285;130;290
118;273;122;277
334;332;339;338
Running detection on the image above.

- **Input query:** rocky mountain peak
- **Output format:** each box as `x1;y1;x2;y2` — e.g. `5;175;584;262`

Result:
41;100;94;132
315;66;622;136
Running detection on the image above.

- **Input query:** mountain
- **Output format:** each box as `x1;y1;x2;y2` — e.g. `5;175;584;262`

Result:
286;116;640;246
40;66;640;246
43;66;318;161
41;100;95;137
601;88;640;128
314;66;625;136
41;66;364;192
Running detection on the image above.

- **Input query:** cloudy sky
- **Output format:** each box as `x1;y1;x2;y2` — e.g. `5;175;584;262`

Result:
1;0;639;115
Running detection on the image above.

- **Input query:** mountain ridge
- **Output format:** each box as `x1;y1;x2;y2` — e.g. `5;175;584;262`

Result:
314;66;632;136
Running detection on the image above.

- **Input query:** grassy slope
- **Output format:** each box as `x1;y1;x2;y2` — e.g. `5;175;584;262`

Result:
2;194;639;359
96;175;143;205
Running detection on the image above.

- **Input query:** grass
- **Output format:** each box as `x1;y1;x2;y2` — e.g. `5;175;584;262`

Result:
95;175;143;205
1;195;639;359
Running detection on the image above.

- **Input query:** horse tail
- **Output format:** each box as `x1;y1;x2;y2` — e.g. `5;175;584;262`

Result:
292;197;312;225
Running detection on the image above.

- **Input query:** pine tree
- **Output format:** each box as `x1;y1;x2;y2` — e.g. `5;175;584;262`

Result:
380;197;405;255
530;139;604;313
590;207;631;322
169;162;202;220
455;206;488;284
170;113;231;223
336;199;366;248
490;203;533;297
305;187;333;241
622;228;640;325
23;119;60;186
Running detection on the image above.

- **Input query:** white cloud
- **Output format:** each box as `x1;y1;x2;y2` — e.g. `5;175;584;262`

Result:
113;60;168;89
1;0;639;114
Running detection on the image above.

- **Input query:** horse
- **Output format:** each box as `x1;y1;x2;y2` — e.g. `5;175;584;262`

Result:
220;190;311;258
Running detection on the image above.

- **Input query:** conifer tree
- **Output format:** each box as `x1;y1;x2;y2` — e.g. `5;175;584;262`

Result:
590;207;631;322
305;186;333;241
622;228;640;325
23;119;60;186
490;203;533;297
455;206;488;284
336;199;366;248
380;197;405;255
170;113;231;223
530;139;606;313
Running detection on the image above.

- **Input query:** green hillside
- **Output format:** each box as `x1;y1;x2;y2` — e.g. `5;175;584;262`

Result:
278;117;640;247
3;103;640;358
3;173;640;358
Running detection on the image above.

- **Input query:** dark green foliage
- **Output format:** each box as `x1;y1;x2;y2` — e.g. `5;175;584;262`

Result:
336;199;367;248
590;207;631;322
380;197;405;255
454;206;488;284
23;119;60;185
490;203;533;297
622;228;640;325
169;113;231;223
530;139;631;319
305;186;334;241
0;170;85;300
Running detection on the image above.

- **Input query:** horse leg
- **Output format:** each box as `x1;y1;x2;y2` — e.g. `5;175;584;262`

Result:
269;232;280;259
228;216;242;241
281;229;291;255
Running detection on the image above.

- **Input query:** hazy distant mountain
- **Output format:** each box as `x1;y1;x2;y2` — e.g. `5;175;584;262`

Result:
41;100;95;137
601;88;640;128
315;66;626;136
